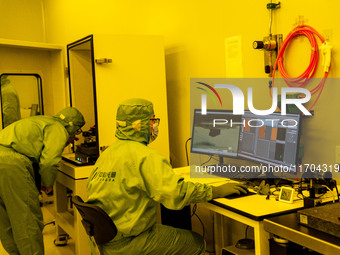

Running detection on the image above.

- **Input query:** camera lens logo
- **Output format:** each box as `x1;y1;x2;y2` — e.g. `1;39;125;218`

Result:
196;82;222;113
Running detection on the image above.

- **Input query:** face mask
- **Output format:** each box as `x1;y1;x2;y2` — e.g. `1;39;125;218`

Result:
149;123;159;143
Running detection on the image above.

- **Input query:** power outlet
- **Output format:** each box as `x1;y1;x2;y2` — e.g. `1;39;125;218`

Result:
335;146;340;163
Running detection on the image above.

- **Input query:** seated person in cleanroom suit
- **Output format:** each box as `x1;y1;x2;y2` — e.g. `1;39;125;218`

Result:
0;107;85;255
0;75;21;128
87;98;247;255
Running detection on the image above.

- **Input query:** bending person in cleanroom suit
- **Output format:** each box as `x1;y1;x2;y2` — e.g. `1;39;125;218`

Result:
0;75;21;128
0;107;85;255
87;98;248;255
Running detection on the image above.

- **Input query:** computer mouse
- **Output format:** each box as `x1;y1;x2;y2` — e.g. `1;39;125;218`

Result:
235;238;255;249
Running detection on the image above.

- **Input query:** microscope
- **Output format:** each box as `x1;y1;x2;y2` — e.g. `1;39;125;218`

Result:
75;125;98;164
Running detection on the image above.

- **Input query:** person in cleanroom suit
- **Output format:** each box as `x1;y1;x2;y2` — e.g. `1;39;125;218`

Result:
87;98;247;255
0;107;85;255
0;75;21;128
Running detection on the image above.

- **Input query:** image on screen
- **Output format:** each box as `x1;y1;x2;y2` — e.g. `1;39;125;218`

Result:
191;109;242;157
237;111;302;171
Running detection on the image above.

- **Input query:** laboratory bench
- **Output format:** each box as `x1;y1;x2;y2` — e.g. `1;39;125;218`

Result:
263;213;340;255
175;166;339;255
197;189;307;255
54;163;339;255
54;159;93;255
176;166;302;255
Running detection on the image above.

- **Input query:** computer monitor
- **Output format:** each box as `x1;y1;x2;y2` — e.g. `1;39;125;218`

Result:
191;109;241;158
237;111;302;173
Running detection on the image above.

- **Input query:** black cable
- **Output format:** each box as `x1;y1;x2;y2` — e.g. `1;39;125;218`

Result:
195;214;205;239
191;203;197;217
185;138;192;166
335;184;340;202
296;194;304;200
201;155;213;166
245;225;249;239
44;220;55;228
206;211;216;254
274;179;282;189
191;205;216;254
297;181;305;199
191;204;205;239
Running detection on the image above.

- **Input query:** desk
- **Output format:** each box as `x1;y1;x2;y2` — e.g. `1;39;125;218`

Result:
206;196;306;255
54;160;93;255
263;213;340;255
175;166;337;255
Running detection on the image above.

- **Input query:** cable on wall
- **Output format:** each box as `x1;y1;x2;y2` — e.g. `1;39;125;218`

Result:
270;24;332;112
185;138;192;166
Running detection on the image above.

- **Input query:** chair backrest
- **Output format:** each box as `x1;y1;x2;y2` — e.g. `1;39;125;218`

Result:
72;195;117;245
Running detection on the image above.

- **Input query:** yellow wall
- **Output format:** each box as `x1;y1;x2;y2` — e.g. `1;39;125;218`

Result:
41;0;340;171
0;1;45;41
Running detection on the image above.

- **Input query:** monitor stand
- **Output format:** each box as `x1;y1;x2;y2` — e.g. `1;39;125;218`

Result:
219;155;224;165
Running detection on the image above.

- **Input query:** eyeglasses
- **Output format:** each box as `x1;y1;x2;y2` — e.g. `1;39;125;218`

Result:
75;128;83;135
150;118;160;125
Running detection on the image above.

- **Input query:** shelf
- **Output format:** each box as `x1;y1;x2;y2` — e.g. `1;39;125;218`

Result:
0;38;63;51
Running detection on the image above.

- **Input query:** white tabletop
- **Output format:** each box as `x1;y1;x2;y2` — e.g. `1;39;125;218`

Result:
174;166;338;220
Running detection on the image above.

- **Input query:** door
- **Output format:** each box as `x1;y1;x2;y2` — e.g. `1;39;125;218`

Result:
67;35;99;164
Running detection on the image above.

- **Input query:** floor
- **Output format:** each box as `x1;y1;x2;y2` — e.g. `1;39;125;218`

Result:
0;198;212;255
0;198;75;255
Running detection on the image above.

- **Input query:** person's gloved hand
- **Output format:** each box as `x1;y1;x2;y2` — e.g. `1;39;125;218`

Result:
256;180;270;195
212;183;248;198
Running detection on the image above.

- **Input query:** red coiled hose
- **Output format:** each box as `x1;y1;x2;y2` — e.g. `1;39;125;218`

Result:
270;24;329;112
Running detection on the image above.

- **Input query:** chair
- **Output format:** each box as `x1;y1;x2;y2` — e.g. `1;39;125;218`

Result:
72;196;118;255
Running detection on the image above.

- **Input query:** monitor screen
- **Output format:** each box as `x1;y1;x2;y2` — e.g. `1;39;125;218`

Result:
237;111;302;172
191;109;241;158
